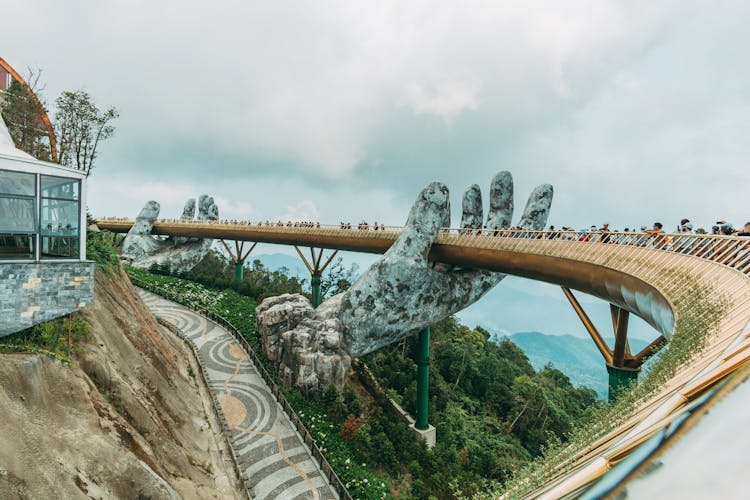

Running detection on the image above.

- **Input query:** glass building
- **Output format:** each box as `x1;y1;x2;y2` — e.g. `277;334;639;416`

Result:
0;160;87;261
1;90;92;337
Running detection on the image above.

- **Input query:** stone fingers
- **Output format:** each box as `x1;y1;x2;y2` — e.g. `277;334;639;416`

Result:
180;198;196;220
121;200;162;258
388;181;450;261
486;171;513;230
460;184;483;230
168;198;197;245
516;184;553;230
197;195;219;221
132;200;160;234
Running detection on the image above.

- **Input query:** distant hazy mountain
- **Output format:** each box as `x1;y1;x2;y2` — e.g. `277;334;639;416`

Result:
508;332;649;399
248;253;308;278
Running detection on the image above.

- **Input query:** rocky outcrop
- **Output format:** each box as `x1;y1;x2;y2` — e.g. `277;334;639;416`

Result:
121;196;218;273
257;294;351;394
257;171;554;396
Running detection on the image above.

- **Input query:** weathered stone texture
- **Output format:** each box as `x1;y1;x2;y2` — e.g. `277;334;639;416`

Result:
460;184;483;229
256;171;554;396
0;261;95;336
257;294;351;393
121;196;218;273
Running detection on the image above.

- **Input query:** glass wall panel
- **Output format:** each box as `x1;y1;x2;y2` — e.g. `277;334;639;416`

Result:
40;197;79;259
0;197;36;233
0;233;34;259
40;235;79;258
0;169;36;259
41;175;79;200
0;169;35;196
41;198;79;234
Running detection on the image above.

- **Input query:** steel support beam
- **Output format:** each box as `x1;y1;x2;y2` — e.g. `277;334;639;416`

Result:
611;304;631;368
562;287;665;401
295;246;338;308
220;240;257;283
561;287;613;365
415;327;431;430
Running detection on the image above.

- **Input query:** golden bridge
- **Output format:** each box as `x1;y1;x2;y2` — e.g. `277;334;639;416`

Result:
97;218;750;498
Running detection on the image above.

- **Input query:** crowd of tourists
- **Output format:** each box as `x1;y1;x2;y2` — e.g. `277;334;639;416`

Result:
101;215;750;239
99;215;750;271
538;219;750;241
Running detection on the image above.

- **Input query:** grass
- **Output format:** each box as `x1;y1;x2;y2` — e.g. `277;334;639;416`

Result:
0;312;91;364
86;229;121;274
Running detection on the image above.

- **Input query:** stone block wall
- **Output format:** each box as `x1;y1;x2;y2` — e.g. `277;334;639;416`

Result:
0;261;94;336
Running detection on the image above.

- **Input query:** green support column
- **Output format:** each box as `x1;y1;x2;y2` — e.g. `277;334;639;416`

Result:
415;327;431;430
311;272;322;308
234;262;244;283
606;365;639;402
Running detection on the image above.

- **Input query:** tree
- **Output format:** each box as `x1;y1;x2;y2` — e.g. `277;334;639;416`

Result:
319;257;358;299
0;67;53;161
54;89;118;176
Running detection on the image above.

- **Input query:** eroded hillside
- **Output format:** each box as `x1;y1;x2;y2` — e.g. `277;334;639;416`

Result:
0;269;242;499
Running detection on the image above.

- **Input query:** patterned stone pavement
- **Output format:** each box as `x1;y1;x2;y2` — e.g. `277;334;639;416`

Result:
138;289;337;500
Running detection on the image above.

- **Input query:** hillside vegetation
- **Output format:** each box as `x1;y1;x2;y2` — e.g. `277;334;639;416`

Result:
130;248;601;499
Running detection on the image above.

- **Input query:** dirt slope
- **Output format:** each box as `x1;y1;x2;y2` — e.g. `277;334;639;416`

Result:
0;269;242;499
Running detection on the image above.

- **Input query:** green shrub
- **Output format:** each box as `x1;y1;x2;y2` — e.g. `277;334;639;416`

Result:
0;313;91;363
86;230;120;273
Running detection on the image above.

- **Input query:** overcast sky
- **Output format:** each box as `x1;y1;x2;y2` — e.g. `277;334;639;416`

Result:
4;0;749;231
3;1;747;340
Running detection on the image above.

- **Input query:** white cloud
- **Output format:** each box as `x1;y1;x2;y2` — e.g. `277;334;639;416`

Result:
5;0;750;231
404;80;480;121
214;197;256;220
90;179;198;218
2;0;688;180
272;200;320;222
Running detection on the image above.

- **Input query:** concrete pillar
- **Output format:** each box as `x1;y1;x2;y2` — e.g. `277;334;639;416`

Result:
606;364;639;402
234;262;244;283
415;327;430;430
311;272;322;307
411;326;436;447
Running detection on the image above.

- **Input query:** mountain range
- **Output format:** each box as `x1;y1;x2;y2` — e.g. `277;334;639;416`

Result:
508;332;650;399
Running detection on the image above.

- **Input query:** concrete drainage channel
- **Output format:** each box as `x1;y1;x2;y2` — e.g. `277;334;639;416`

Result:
133;282;347;500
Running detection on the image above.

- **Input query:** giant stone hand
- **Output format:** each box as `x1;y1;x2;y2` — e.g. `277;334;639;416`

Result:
257;172;552;395
121;195;219;273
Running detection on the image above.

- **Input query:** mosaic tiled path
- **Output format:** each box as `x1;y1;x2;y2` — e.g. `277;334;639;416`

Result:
138;289;337;500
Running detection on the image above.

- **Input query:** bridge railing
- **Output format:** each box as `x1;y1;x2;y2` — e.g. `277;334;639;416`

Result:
97;218;750;275
434;228;750;275
129;275;353;500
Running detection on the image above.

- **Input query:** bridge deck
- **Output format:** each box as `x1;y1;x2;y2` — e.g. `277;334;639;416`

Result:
98;219;750;497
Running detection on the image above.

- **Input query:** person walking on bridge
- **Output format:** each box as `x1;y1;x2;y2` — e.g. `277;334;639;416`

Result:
645;222;667;249
736;223;750;272
677;219;694;253
599;222;611;243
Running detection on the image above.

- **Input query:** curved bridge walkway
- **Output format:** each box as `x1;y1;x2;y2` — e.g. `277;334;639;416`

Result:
100;218;750;497
137;289;336;500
